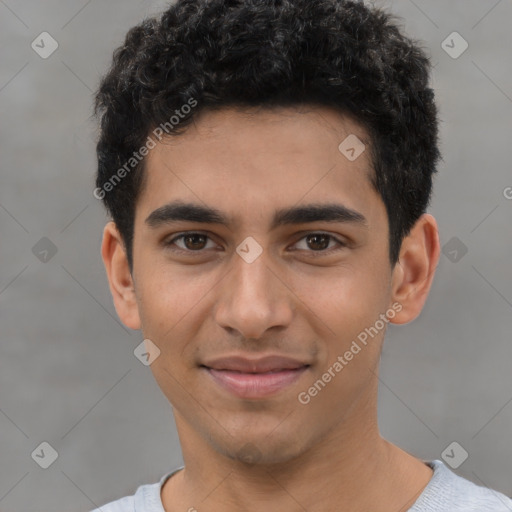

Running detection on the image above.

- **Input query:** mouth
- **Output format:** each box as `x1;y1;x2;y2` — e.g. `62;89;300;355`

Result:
201;365;310;399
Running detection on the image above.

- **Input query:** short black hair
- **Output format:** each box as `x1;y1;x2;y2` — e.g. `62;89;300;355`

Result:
94;0;440;272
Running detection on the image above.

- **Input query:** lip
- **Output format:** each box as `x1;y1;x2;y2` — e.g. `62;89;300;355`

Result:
201;354;310;373
203;366;309;399
200;355;311;399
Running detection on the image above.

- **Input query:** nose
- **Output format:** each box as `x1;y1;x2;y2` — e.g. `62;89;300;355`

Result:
214;247;294;340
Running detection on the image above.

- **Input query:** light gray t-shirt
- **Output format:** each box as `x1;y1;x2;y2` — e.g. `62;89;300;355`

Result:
91;460;512;512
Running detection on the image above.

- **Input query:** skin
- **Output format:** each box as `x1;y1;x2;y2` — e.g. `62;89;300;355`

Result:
101;106;440;512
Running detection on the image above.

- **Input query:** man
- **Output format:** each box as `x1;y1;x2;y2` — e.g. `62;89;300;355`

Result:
91;0;512;510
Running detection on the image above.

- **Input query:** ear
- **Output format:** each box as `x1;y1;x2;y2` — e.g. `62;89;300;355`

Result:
389;213;440;325
101;221;141;330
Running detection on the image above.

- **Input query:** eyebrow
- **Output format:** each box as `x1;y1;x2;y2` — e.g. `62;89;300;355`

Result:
145;201;368;230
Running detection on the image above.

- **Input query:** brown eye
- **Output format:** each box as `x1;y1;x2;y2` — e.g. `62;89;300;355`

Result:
181;233;208;250
293;232;346;254
305;233;330;251
165;232;216;253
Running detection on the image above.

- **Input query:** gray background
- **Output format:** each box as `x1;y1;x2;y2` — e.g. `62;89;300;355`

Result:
1;0;511;510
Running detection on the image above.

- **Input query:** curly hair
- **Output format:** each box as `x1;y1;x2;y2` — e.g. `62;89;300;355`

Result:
94;0;440;271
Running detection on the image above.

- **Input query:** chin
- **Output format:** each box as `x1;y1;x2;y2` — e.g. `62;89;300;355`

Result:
219;435;307;466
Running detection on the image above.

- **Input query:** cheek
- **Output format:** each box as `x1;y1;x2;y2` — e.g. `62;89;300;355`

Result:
135;263;211;350
300;261;390;377
302;261;389;328
298;283;387;416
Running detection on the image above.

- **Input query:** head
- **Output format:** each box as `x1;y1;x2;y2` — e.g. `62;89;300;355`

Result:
96;0;440;467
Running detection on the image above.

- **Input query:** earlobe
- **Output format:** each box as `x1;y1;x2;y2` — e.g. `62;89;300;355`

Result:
389;214;440;325
101;221;141;330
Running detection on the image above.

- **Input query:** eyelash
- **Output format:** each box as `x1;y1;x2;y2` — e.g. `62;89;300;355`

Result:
164;231;347;256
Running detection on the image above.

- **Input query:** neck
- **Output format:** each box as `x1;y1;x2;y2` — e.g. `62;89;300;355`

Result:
162;387;433;511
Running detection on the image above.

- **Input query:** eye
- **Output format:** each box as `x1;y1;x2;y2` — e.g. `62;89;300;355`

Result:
164;232;217;254
164;231;346;256
292;232;347;255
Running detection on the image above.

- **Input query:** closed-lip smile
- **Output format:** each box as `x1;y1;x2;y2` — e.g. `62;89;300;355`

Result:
201;354;311;399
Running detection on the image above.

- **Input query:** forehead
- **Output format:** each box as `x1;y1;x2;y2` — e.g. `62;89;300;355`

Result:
151;105;371;160
136;106;381;229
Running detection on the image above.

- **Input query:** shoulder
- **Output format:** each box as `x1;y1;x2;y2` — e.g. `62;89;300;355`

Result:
89;492;137;512
410;460;512;511
89;466;184;512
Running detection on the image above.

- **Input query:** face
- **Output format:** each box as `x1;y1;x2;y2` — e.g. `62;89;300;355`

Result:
102;106;438;466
